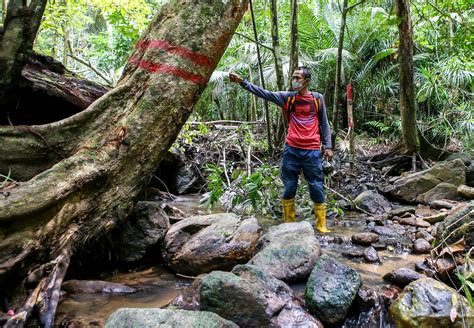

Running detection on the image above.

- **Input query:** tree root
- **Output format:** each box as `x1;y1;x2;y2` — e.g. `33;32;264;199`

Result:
4;246;71;328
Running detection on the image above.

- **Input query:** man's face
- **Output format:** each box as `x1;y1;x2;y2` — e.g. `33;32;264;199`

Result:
291;70;309;91
292;70;306;84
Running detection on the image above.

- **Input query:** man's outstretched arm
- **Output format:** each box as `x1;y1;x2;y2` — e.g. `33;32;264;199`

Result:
229;72;292;107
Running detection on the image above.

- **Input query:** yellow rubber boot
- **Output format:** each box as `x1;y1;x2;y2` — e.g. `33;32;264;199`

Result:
314;203;331;233
282;198;296;222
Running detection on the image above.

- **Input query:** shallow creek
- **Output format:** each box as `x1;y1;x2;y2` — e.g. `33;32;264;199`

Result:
56;195;425;326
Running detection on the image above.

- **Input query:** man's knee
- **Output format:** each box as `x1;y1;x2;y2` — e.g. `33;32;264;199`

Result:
282;181;298;199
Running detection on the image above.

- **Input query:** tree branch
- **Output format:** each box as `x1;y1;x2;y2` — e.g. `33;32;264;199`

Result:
346;0;365;12
235;32;274;52
67;53;113;86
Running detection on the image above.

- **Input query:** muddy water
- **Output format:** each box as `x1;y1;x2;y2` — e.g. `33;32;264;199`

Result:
56;195;424;325
55;267;192;326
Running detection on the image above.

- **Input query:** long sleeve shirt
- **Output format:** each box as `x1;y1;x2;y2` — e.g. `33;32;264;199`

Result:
240;80;332;150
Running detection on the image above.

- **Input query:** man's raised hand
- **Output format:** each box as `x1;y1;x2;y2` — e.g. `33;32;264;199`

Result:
229;72;243;84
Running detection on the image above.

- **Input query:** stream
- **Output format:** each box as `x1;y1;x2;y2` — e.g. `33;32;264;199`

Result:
55;194;426;327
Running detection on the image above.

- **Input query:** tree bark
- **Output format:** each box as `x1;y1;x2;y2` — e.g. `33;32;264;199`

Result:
1;0;6;21
396;0;419;154
270;0;286;148
0;0;48;106
0;0;248;325
270;0;284;91
288;0;298;90
249;0;272;154
331;0;348;141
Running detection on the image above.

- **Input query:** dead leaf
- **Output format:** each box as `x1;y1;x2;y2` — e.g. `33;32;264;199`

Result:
438;238;466;257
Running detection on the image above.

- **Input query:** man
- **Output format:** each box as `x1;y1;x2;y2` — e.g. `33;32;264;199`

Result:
229;67;333;233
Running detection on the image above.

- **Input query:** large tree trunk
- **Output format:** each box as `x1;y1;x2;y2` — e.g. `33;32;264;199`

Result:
0;0;47;106
0;0;248;325
396;0;419;154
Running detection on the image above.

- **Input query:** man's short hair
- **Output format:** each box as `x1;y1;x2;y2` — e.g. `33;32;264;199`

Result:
296;66;312;80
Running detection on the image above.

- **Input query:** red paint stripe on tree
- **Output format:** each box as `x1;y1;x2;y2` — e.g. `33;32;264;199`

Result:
135;39;214;67
129;57;207;84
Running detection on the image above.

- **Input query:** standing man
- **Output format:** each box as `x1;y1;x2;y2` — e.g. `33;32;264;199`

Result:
229;67;333;232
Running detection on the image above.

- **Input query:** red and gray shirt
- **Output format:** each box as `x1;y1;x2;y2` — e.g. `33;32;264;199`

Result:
239;80;332;150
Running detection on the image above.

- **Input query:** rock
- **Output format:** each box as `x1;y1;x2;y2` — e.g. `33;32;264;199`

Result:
422;212;447;224
415;229;435;243
342;250;364;259
389;278;474;327
162;213;261;275
372;242;387;250
466;161;474;187
154;149;203;195
305;254;361;324
371;226;401;238
354;191;392;214
385;159;466;203
413;238;432;254
248;222;321;282
105;308;238;328
356;285;379;311
430;199;456;209
380;285;402;306
393;216;431;228
168;276;203;311
416;182;459;204
363;246;379;263
200;264;321;327
62;280;136;294
383;268;425;288
415;261;437;277
162;203;186;223
435;201;474;246
351;232;379;246
388;206;416;218
114;201;170;263
458;184;474;199
274;303;323;328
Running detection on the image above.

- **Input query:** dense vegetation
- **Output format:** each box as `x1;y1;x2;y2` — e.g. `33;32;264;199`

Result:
14;0;472;149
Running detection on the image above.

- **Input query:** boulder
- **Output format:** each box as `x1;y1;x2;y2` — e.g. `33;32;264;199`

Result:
62;280;136;294
383;268;424;288
413;238;432;254
114;201;170;263
389;278;474;327
385;159;466;203
458;184;474;199
200;264;321;327
105;308;238;328
162;213;261;275
416;182;459;204
305;254;361;324
248;222;321;282
351;232;379;246
354;191;392;214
